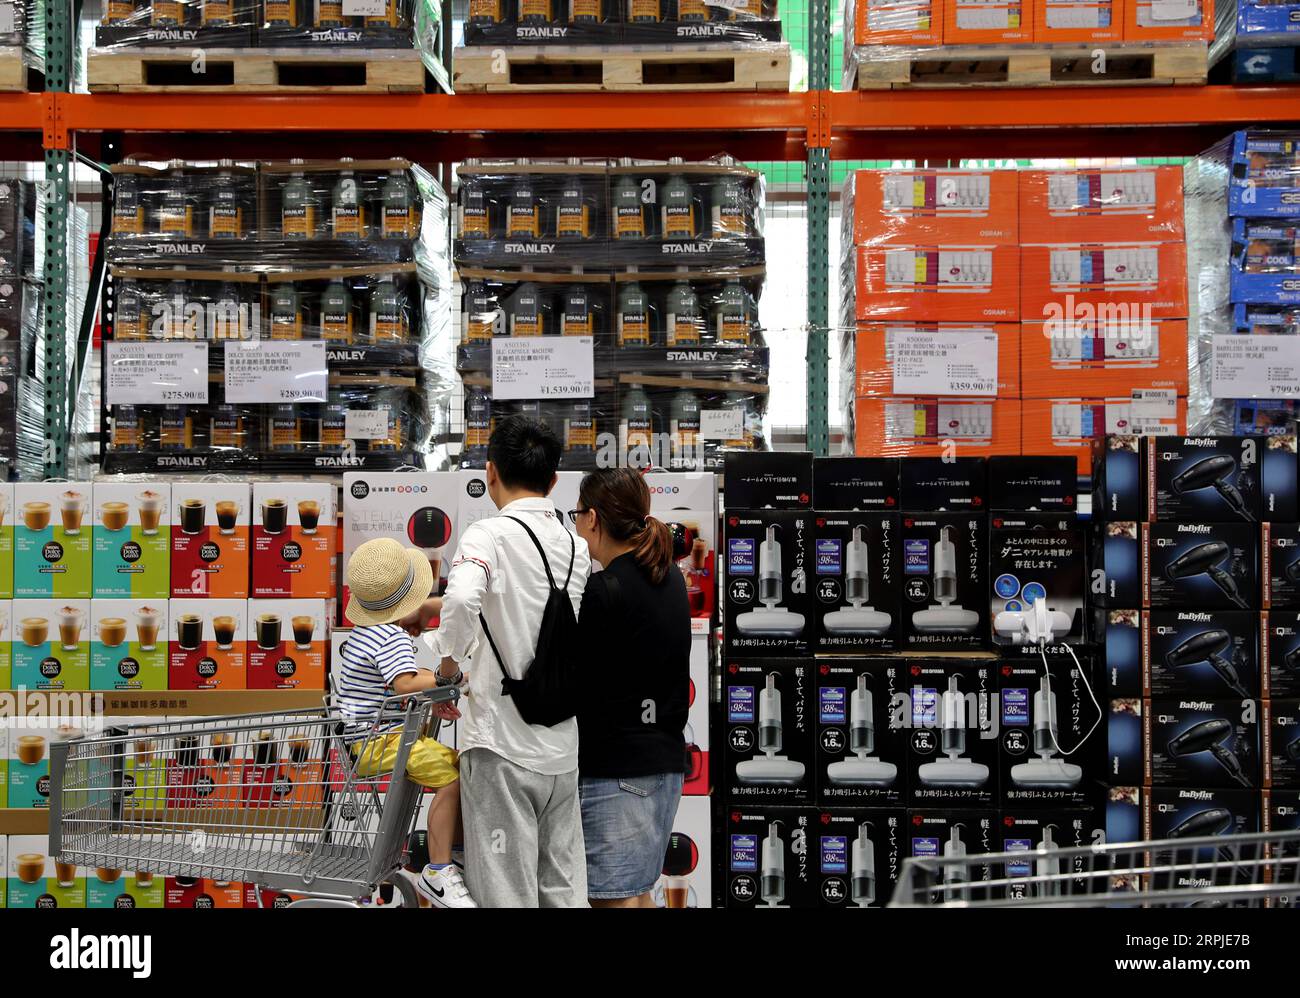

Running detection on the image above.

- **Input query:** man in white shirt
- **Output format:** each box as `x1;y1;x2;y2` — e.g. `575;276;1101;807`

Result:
408;416;592;908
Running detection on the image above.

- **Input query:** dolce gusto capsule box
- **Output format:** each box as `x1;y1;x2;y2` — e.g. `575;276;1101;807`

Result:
12;599;90;690
813;809;905;909
90;600;167;691
247;599;328;690
814;659;906;806
252;482;335;598
0;599;10;688
92;482;170;598
87;862;164;910
722;659;812;804
723;511;811;657
168;598;247;690
170;484;251;599
7;719;86;809
14;482;93;598
812;512;901;653
902;659;997;807
0;482;13;599
7;835;84;909
900;514;987;650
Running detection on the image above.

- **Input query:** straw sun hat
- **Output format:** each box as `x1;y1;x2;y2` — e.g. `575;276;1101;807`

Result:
344;537;434;627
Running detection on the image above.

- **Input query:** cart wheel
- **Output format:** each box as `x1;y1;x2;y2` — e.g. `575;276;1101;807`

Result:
391;872;421;909
285;897;362;909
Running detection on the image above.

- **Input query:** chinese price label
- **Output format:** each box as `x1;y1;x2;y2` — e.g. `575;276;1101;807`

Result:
491;336;594;401
1211;334;1300;399
889;331;999;396
224;340;328;404
105;342;209;405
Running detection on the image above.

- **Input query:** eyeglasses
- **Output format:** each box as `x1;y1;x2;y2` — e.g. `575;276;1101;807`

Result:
566;508;590;525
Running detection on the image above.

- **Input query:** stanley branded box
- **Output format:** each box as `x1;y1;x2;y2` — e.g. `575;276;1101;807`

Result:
252;482;335;598
12;599;90;690
90;599;167;691
1018;168;1186;244
14;482;93;598
247;598;328;690
168;598;248;690
92;482;170;598
170;484;251;599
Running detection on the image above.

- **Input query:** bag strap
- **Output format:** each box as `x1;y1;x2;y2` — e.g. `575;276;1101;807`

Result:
478;610;510;683
505;513;577;591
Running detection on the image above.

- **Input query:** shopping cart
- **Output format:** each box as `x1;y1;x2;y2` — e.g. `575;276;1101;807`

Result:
890;830;1300;908
48;687;460;908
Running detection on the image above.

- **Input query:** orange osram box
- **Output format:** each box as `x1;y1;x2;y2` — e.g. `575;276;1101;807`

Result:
853;397;1022;457
1123;0;1212;41
848;169;1019;246
1021;397;1187;473
1033;0;1123;41
853;0;942;44
943;0;1035;43
853;322;1021;397
1020;242;1188;322
1020;318;1188;397
853;244;1020;322
1019;167;1185;244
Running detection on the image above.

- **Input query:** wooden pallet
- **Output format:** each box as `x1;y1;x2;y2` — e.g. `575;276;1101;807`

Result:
452;43;791;92
850;42;1208;88
87;46;425;93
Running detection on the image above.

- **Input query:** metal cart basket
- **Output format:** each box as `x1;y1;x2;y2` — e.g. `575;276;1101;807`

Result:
890;830;1300;908
49;688;459;908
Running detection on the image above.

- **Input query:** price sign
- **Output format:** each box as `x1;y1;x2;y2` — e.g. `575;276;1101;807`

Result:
1129;389;1178;434
1211;334;1300;399
491;336;594;401
889;331;999;396
224;340;328;404
700;408;744;441
105;342;209;405
342;0;387;15
345;409;389;440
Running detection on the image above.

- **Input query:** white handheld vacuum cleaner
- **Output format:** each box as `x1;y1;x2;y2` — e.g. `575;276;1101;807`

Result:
823;525;892;636
826;674;897;787
911;526;980;634
917;675;990;788
736;525;806;637
736;673;806;785
1010;674;1083;789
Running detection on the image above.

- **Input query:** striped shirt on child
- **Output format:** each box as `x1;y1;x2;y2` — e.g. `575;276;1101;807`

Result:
336;623;422;729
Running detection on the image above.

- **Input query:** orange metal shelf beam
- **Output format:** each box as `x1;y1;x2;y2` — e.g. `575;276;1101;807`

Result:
0;91;47;131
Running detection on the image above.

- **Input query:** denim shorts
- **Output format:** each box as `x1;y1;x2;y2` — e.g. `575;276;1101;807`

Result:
579;772;684;900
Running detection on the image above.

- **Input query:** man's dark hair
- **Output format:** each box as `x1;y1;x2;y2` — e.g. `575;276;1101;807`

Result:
487;415;562;495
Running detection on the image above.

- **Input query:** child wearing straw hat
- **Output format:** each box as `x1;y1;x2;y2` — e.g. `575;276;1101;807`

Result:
340;536;476;909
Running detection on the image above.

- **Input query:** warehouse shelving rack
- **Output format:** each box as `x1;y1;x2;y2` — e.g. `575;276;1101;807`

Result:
3;4;1300;474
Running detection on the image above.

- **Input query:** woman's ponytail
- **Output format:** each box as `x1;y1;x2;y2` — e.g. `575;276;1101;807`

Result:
578;468;677;584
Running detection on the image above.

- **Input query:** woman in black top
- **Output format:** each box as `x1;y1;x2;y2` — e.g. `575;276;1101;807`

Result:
570;468;691;908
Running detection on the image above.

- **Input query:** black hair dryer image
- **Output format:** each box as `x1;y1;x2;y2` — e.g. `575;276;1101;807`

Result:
1166;541;1250;609
1165;629;1251;699
1167;718;1252;788
1171;455;1255;522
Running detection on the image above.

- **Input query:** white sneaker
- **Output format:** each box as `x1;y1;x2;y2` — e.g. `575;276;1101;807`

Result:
417;863;477;908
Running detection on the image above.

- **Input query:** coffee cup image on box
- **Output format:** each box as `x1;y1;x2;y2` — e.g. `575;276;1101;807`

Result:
735;526;805;637
91;604;166;691
822;526;891;636
826;675;897;787
734;674;805;785
15;487;92;597
13;604;89;690
911;527;979;634
93;488;169;597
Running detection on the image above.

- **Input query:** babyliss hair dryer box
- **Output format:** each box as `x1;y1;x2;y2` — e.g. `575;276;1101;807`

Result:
901;513;988;650
813;808;904;909
1264;700;1300;789
814;659;907;806
997;657;1105;808
1142;787;1261;845
1147;436;1263;524
1089;520;1140;608
1146;699;1262;789
1142;610;1263;700
1094;608;1142;698
1263;522;1300;608
1262;610;1300;698
997;809;1103;900
989;513;1085;656
902;659;997;807
721;659;813;804
1091;436;1145;523
1263;790;1300;839
723;511;811;658
904;810;996;902
1142;521;1259;611
812;512;900;654
1105;785;1142;845
722;806;816;909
